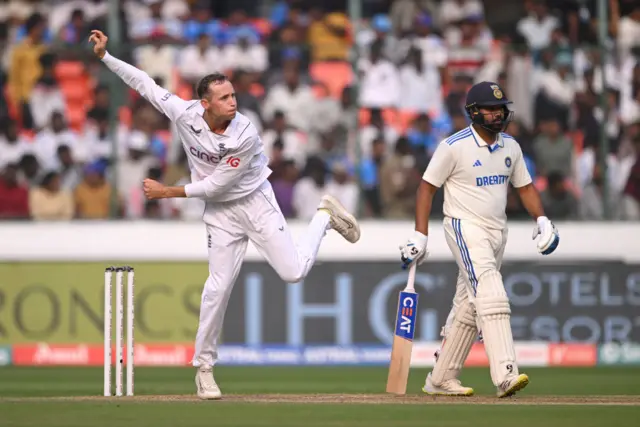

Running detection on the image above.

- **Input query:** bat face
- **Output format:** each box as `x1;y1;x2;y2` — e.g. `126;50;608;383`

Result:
394;291;418;340
386;290;419;395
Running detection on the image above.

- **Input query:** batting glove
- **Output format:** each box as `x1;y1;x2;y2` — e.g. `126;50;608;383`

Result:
532;216;559;255
399;231;429;269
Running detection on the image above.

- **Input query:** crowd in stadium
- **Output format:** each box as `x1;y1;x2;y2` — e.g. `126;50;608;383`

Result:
0;0;639;221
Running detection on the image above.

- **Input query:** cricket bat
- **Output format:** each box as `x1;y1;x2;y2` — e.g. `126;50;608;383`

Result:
386;263;419;395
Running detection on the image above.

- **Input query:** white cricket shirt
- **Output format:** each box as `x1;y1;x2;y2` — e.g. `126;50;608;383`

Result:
422;125;532;230
101;52;271;203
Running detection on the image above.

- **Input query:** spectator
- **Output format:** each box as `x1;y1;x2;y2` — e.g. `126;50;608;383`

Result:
358;14;402;64
74;162;113;219
540;172;578;219
326;161;359;216
221;9;260;45
0;119;32;170
262;111;308;170
580;162;621;220
33;111;83;171
358;39;400;109
446;15;491;80
18;154;41;187
359;137;386;217
117;131;158;216
126;166;175;219
534;52;577;129
183;1;223;44
233;70;262;123
58;8;89;45
308;83;341;140
29;171;74;221
399;46;443;116
271;159;299;218
516;0;559;54
410;13;449;90
222;27;268;75
406;114;439;158
360;108;399;159
379;137;420;218
262;65;315;132
130;0;183;43
307;7;351;62
8;12;47;129
29;53;66;131
292;156;327;220
621;135;640;220
617;4;640;63
439;0;485;29
0;163;29;219
533;118;574;177
56;145;82;191
268;24;310;71
178;33;223;85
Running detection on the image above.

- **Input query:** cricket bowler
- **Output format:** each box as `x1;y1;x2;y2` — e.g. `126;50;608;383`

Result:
399;81;559;398
89;30;360;400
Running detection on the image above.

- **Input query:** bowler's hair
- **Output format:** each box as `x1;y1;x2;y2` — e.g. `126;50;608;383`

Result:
196;73;229;99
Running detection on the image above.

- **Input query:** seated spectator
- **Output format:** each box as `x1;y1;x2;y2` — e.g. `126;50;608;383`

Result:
379;137;421;218
29;171;74;221
534;52;576;130
271;159;299;218
222;27;268;75
74;162;113;219
183;1;223;44
307;7;350;62
268;23;310;71
233;70;263;123
134;35;177;93
34;111;83;171
118;131;158;215
29;53;66;131
309;83;341;139
399;46;443;116
439;0;485;29
621;135;640;220
58;8;89;45
580;162;621;220
540;172;578;219
56;145;82;191
0;119;32;169
358;137;386;217
326;161;359;216
130;0;182;43
516;0;559;55
18;154;42;187
292;156;327;220
221;9;261;46
533;118;574;177
262;111;308;170
178;33;224;85
126;166;176;219
0;163;29;219
360;108;399;159
358;39;400;109
262;65;315;132
407;113;438;157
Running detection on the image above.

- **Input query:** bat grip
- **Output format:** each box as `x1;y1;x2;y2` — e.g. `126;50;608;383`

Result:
406;263;417;292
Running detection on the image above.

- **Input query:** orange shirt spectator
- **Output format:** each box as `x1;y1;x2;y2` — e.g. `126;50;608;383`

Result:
74;164;113;219
307;10;350;61
8;13;47;106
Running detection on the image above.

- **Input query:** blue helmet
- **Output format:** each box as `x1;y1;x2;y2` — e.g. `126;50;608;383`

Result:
464;81;514;133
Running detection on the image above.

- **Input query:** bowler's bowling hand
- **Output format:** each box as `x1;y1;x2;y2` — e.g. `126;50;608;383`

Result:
143;179;166;200
88;29;108;59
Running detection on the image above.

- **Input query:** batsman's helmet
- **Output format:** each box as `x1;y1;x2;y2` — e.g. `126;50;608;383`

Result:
464;81;514;133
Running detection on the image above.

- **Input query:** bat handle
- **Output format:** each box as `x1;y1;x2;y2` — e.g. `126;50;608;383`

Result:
406;263;417;292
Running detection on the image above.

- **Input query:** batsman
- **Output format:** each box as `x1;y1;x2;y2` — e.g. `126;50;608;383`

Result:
399;81;560;398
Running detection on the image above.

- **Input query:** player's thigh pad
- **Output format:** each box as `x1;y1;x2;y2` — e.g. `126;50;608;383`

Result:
475;270;518;385
430;299;478;384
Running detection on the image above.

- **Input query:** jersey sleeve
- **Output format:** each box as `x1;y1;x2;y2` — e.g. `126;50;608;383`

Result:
510;144;533;188
184;125;261;198
101;51;193;122
422;141;456;187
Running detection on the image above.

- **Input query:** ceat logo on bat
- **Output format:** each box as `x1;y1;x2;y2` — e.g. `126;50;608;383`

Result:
226;156;240;168
394;292;419;341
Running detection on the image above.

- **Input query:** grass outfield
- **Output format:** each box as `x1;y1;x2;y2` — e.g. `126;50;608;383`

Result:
1;366;640;427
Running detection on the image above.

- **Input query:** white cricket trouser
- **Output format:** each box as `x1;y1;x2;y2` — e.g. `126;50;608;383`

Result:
192;180;330;367
443;217;507;302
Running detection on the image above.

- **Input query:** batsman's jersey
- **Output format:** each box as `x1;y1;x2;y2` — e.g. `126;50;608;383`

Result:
422;125;532;230
101;52;271;203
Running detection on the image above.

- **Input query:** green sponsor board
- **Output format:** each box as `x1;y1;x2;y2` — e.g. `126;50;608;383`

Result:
598;343;640;365
0;262;208;344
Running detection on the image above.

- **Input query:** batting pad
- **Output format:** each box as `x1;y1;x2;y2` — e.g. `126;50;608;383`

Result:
475;270;518;387
430;300;477;384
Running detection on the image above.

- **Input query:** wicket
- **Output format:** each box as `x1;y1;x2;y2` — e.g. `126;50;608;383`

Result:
104;266;135;397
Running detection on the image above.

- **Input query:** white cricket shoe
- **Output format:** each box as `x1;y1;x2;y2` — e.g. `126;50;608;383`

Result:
422;372;474;396
496;373;529;398
195;365;222;400
318;195;360;243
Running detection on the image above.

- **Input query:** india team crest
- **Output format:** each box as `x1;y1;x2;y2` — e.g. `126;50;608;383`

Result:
491;84;504;99
505;156;512;168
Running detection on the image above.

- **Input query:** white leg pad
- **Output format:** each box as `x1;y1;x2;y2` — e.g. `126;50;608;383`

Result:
430;299;477;384
475;270;518;387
